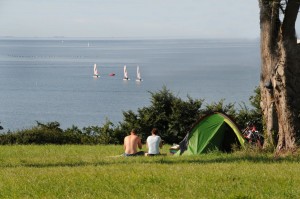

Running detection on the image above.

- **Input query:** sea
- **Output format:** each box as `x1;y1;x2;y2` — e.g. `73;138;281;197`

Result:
0;38;260;131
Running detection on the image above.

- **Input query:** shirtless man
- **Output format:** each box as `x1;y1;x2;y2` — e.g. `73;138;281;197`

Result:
123;129;144;156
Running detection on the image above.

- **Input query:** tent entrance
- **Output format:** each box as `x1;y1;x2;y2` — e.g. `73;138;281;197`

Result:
202;123;241;153
220;123;241;152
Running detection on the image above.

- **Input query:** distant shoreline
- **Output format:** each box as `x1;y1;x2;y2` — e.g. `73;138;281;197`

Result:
0;36;260;41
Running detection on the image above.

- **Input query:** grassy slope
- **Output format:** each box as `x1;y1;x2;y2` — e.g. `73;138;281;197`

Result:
0;145;299;198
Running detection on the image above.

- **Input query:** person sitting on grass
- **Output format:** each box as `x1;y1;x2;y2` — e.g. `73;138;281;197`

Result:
145;128;163;156
123;129;144;156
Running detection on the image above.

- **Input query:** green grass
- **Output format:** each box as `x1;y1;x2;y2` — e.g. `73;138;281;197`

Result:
0;145;299;198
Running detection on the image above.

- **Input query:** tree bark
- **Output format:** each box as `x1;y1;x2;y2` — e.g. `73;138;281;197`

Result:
259;0;300;152
275;0;300;151
259;0;280;149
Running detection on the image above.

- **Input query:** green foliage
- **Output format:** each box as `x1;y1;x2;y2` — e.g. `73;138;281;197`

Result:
64;125;83;144
235;87;263;131
0;86;263;146
0;120;118;145
0;131;16;145
14;121;65;144
117;86;263;145
168;95;204;143
118;86;204;143
203;99;236;117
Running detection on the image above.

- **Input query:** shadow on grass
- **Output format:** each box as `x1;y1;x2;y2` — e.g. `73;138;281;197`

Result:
1;153;300;168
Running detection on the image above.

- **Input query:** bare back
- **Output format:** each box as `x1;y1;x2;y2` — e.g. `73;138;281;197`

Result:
124;134;142;154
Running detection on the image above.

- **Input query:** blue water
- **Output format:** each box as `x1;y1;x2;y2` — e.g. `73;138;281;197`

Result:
0;39;260;131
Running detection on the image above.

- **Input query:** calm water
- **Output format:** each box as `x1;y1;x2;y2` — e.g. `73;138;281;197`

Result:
0;39;260;131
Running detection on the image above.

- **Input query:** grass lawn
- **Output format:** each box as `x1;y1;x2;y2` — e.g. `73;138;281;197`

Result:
0;145;299;198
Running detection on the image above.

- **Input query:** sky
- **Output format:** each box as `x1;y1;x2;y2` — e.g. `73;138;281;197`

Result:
0;0;297;39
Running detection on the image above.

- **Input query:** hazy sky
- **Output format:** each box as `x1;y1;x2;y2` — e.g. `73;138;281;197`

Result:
0;0;296;39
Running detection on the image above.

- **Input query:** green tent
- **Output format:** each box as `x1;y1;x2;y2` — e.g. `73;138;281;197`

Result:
178;112;245;155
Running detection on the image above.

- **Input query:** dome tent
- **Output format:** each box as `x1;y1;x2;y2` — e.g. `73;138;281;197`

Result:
178;112;245;155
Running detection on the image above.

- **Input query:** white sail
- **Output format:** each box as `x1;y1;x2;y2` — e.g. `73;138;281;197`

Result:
123;65;129;80
93;64;99;77
136;65;142;81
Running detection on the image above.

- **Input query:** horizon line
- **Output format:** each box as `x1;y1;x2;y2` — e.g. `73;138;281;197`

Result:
0;36;260;41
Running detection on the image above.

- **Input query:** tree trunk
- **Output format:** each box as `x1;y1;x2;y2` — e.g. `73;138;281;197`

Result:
259;0;280;149
259;0;300;152
275;0;300;151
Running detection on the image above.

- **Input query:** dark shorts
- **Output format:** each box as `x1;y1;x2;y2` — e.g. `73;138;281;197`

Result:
147;153;160;156
124;151;144;157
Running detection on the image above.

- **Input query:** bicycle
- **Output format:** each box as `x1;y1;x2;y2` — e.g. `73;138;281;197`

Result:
242;120;264;148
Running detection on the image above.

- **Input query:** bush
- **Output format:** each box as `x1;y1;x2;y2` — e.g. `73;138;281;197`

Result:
118;86;204;143
118;86;262;144
0;86;262;146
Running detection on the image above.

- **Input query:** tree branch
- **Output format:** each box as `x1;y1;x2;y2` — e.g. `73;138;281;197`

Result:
282;0;300;41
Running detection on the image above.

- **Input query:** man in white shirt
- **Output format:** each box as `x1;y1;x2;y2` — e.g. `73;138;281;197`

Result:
146;128;163;156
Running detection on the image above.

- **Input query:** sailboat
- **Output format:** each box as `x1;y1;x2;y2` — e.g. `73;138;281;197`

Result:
136;65;142;81
123;65;129;80
93;64;100;77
